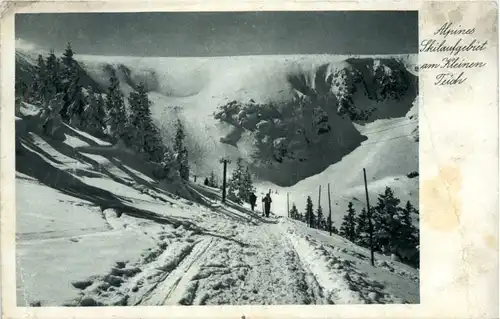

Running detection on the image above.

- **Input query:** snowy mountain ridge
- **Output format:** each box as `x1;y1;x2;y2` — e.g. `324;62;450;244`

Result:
15;50;418;220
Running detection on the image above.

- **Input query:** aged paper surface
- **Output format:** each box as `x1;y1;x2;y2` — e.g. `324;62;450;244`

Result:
1;1;498;318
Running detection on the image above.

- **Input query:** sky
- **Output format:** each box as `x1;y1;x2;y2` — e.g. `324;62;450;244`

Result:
15;11;418;57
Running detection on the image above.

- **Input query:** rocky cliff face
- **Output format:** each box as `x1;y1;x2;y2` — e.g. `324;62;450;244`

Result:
213;58;417;186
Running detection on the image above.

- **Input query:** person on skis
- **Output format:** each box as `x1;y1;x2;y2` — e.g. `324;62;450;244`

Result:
262;193;272;217
249;192;257;212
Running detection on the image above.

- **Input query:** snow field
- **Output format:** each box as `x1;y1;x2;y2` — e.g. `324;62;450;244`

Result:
15;49;419;306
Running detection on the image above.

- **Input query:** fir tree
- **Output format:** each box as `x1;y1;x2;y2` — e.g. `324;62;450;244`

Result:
65;83;86;128
41;93;65;138
173;119;189;179
60;43;80;120
373;187;402;254
394;201;419;262
316;205;323;229
127;83;165;162
290;203;299;220
127;82;152;150
339;202;357;242
209;170;218;187
355;207;372;248
144;122;165;163
241;166;255;203
174;119;185;154
80;87;105;136
304;196;314;227
44;50;61;101
96;93;106;128
61;42;75;72
105;70;127;140
227;157;245;204
159;147;177;180
30;54;47;102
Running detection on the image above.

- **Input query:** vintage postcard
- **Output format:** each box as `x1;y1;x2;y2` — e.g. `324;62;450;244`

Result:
1;1;498;318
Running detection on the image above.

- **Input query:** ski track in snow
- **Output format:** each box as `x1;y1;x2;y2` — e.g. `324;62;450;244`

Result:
70;203;407;306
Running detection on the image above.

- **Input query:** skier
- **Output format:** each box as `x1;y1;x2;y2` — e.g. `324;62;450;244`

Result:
262;193;272;218
204;177;209;186
249;192;257;212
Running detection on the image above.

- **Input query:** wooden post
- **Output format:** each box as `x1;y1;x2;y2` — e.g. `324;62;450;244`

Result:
363;168;375;267
328;183;332;236
287;192;290;218
220;158;231;203
317;185;321;229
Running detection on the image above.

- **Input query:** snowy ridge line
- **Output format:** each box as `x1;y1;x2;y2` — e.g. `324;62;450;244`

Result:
280;220;406;304
358;133;414;146
361;120;417;135
279;221;366;304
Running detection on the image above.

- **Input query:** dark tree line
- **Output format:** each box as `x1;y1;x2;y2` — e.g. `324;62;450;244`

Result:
290;195;338;234
17;43;190;181
289;186;419;266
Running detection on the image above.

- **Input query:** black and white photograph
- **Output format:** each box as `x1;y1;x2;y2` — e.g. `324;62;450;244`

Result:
14;11;420;307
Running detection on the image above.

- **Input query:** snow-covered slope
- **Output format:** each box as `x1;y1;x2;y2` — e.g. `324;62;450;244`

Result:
15;49;419;225
15;107;419;305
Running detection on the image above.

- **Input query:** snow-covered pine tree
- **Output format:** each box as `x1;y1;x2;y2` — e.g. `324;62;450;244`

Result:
209;170;218;187
144;122;166;163
80;87;105;136
394;201;419;264
158;146;178;180
304;196;314;227
291;203;299;220
105;70;127;140
339;202;357;242
127;82;151;151
289;203;298;219
227;157;244;204
173;119;189;180
41;93;65;139
355;207;371;248
241;166;255;203
96;93;106;129
61;42;75;74
60;43;80;121
44;50;62;102
178;147;189;179
316;206;324;229
126;83;165;162
373;186;401;254
65;79;86;128
29;54;47;103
